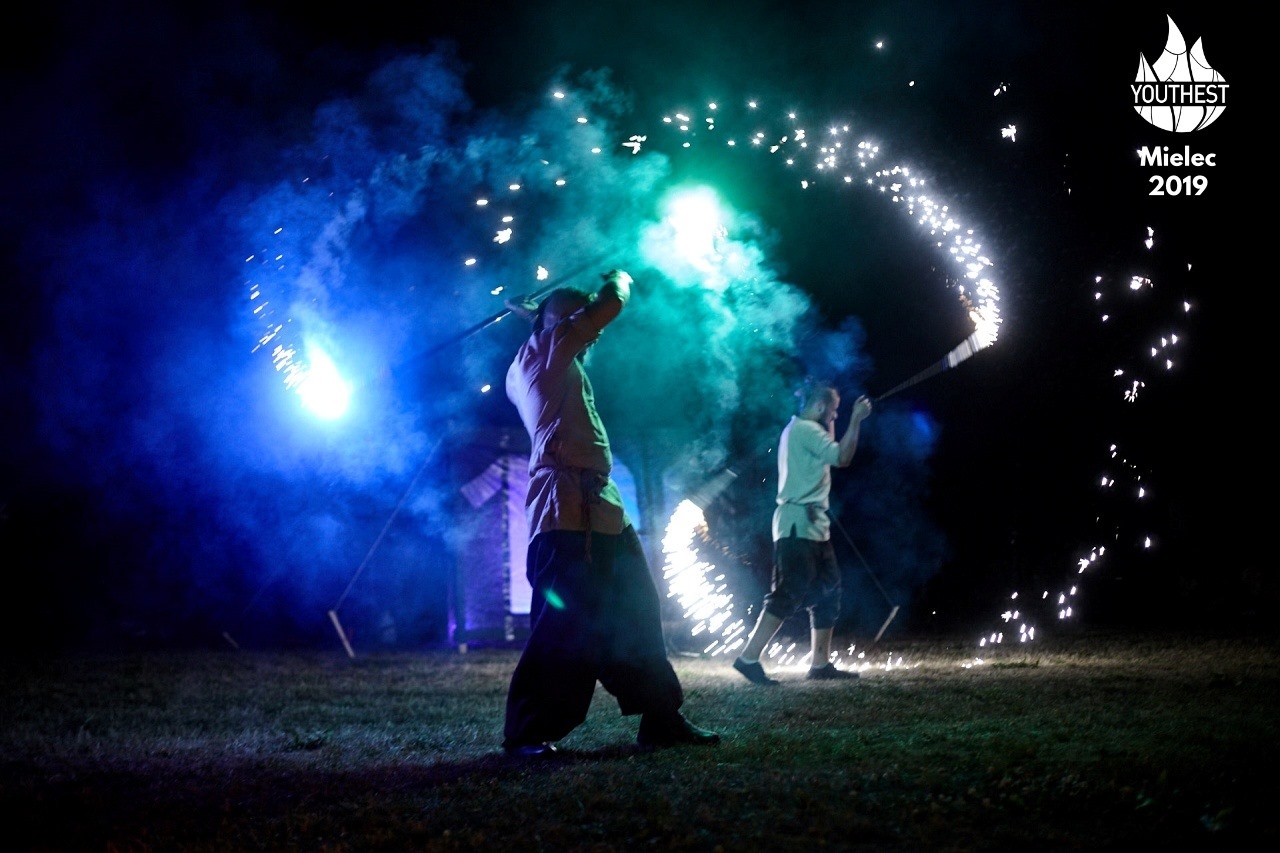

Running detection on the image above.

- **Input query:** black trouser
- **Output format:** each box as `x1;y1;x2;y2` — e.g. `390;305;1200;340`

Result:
503;526;683;746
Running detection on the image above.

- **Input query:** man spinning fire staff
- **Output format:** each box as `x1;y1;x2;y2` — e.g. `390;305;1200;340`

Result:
499;268;720;757
732;380;873;684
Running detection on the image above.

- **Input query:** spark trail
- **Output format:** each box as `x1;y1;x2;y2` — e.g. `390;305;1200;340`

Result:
974;226;1195;657
645;100;1003;352
639;97;1005;659
236;61;1011;663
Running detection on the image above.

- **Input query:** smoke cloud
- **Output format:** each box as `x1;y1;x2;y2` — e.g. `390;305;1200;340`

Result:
6;34;943;649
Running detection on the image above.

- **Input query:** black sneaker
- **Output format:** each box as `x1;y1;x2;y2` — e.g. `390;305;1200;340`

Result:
806;663;859;681
637;713;721;750
503;741;558;758
733;658;779;685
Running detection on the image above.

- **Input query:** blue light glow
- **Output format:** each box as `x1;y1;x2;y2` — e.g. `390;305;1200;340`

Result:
296;344;351;420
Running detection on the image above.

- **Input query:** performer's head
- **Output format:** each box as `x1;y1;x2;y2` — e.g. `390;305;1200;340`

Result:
797;380;840;429
534;287;593;334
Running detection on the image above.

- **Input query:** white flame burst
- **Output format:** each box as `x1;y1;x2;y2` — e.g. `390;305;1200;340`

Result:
660;500;747;656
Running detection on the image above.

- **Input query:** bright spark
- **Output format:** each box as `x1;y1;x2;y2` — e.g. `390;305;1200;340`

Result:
649;100;1002;351
660;500;745;657
295;344;351;421
973;225;1195;648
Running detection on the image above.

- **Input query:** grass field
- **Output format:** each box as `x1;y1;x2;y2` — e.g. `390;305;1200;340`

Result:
4;629;1277;851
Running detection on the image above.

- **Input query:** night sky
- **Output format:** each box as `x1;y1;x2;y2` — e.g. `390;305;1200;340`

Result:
0;1;1256;652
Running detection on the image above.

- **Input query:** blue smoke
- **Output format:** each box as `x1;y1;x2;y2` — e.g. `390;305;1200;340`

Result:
7;37;944;649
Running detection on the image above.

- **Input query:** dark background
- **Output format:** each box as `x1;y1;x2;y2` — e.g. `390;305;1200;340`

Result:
0;1;1259;652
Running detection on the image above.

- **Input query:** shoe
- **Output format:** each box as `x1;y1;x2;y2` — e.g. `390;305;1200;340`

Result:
733;658;779;686
806;662;860;681
637;713;721;750
503;741;558;758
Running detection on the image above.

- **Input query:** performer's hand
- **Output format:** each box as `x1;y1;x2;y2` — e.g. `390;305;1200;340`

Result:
851;395;872;421
599;269;633;303
601;269;633;288
504;294;539;322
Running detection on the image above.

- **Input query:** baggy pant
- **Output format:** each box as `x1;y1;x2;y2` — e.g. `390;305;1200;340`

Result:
503;526;684;746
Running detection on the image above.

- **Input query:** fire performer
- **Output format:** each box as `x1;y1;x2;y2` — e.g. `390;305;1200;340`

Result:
733;381;873;684
500;269;719;757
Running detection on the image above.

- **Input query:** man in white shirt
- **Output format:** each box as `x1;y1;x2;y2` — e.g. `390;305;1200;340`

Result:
732;381;872;684
501;269;719;756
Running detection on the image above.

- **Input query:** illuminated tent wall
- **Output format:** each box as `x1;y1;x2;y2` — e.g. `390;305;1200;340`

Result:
446;426;643;650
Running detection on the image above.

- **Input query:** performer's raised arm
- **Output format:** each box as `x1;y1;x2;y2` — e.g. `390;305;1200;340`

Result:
584;269;632;329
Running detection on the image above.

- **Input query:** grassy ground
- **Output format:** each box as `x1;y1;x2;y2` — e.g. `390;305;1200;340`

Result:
4;629;1277;851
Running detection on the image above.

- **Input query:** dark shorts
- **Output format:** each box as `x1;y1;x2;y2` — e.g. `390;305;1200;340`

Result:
763;533;841;629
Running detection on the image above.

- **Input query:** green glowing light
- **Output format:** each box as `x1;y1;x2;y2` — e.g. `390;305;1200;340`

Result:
544;589;565;610
662;185;728;271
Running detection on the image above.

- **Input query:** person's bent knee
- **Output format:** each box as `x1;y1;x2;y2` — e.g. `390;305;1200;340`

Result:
762;592;801;619
811;600;840;629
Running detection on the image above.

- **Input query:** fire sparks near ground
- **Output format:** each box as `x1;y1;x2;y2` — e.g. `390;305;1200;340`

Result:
660;500;745;656
976;226;1195;652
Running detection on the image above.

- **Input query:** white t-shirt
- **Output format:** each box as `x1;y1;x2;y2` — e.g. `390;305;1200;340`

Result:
771;416;841;542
